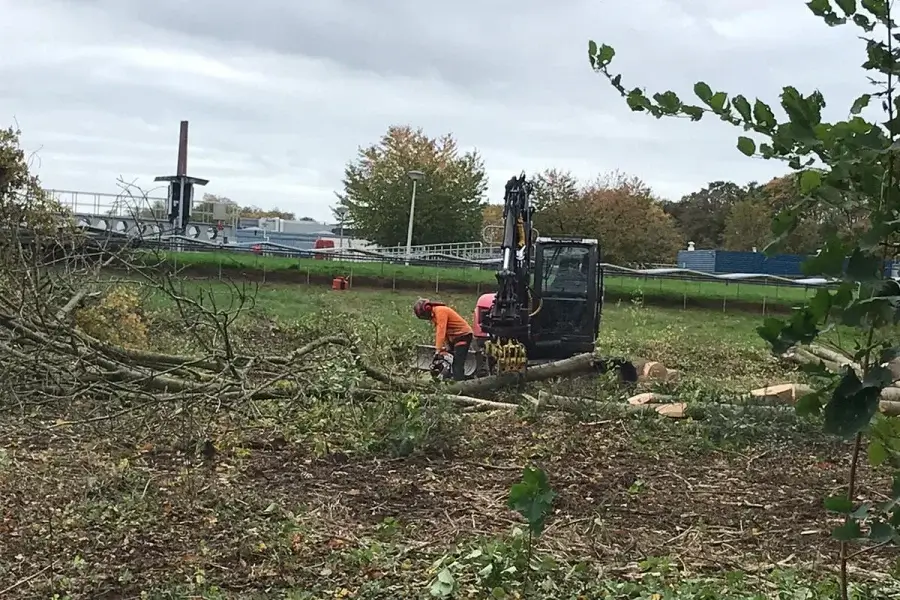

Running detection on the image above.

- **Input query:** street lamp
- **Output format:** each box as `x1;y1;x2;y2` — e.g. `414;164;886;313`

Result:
405;170;425;266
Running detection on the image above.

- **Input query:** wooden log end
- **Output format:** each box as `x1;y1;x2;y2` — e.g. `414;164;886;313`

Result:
627;392;673;406
655;402;687;418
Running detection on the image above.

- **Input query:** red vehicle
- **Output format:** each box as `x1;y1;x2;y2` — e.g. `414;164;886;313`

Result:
314;238;335;260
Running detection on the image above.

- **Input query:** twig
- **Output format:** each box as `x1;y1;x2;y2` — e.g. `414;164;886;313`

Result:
0;562;55;596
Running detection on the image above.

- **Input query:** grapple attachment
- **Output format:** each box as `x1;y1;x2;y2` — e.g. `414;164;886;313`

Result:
484;339;527;374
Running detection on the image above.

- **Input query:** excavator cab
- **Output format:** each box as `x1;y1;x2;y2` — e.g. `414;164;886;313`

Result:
528;237;602;360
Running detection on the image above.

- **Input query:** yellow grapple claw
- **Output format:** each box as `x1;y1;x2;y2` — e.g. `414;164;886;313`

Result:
485;338;527;374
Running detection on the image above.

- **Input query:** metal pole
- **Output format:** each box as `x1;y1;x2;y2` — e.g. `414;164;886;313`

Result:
339;219;345;260
404;179;418;266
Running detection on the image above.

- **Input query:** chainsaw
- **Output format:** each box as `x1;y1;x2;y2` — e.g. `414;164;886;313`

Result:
429;351;454;379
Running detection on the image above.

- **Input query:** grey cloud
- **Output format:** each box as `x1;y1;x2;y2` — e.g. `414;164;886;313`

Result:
0;0;878;220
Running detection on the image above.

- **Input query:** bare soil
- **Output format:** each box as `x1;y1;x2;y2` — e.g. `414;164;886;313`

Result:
1;412;894;598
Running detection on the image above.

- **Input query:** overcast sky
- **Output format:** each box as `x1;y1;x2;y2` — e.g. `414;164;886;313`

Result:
1;0;869;221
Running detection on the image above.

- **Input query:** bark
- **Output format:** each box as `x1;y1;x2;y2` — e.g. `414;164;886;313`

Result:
444;352;641;396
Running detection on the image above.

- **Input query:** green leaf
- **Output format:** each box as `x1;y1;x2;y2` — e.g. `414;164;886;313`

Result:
833;281;856;308
736;136;756;156
709;92;728;112
756;308;821;355
799;169;823;194
588;40;598;67
850;93;871;114
753;99;777;129
868;520;896;542
653;91;682;114
732;95;753;122
825;494;854;513
508;466;557;537
868;438;889;465
807;0;833;16
832;520;862;541
693;82;712;103
802;237;849;278
430;568;455;597
681;105;704;120
807;288;833;321
845;248;882;282
796;389;826;417
861;0;890;21
626;89;652;113
835;0;857;16
595;43;615;67
823;367;883;437
851;503;871;520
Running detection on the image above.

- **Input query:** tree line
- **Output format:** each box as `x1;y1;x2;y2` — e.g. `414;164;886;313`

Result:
332;124;863;265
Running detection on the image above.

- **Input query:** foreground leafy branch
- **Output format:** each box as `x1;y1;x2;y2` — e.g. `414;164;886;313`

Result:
589;1;900;596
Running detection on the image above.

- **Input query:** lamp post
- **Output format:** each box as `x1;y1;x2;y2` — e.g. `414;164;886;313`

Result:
405;170;425;266
334;206;348;259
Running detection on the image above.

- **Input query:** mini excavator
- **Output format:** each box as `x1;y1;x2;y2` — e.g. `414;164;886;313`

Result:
416;173;637;383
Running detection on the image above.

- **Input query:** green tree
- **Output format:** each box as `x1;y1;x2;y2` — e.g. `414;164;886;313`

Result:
722;197;772;252
334;125;488;247
588;3;900;596
663;180;749;248
530;168;581;236
723;182;822;254
0;126;61;235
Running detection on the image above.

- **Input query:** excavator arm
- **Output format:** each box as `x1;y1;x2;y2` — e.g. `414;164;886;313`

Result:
481;174;536;372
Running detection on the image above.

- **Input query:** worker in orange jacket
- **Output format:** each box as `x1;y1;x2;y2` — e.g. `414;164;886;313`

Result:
413;298;474;381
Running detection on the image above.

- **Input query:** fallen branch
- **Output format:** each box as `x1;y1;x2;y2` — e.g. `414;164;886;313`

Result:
444;352;641;396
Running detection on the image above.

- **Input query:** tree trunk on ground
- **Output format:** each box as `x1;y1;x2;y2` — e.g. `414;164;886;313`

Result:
443;353;645;396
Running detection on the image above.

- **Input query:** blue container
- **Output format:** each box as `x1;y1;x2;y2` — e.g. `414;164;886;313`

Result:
679;249;899;278
714;250;763;274
676;249;717;273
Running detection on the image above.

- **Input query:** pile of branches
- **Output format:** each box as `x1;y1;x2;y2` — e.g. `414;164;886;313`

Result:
0;229;635;421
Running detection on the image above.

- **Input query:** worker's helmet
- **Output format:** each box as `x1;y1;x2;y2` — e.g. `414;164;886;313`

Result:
413;298;431;319
413;298;445;319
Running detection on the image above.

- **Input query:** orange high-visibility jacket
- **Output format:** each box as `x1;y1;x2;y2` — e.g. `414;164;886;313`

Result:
431;305;473;351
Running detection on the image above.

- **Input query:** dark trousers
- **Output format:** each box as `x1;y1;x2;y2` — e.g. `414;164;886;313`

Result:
450;333;473;381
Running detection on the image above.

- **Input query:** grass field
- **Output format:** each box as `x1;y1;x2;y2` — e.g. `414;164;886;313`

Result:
152;250;816;311
2;282;897;599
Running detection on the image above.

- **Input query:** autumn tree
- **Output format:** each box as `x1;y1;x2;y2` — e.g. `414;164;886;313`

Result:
538;171;682;266
334;125;488;247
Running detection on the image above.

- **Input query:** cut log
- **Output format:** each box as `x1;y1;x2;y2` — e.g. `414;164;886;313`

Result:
804;344;860;371
627;392;674;406
446;352;635;396
750;383;811;404
747;381;900;415
640;361;668;380
656;403;688;418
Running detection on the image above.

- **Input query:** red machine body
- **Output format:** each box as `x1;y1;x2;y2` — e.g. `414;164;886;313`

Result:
473;293;496;340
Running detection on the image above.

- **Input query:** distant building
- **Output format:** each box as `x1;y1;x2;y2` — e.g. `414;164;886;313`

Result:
233;217;371;251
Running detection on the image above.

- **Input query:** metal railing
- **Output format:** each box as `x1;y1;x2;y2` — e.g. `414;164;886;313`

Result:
45;189;240;226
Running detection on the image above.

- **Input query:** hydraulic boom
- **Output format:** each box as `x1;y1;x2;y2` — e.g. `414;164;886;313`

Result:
481;174;536;372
